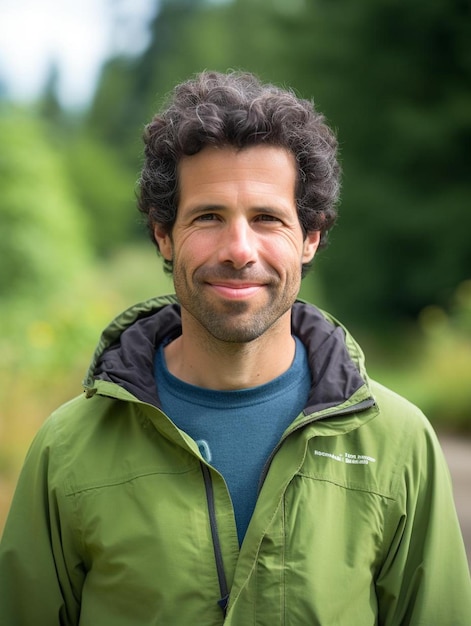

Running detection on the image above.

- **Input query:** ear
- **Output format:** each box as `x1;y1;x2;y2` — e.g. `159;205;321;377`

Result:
301;230;321;264
153;224;173;261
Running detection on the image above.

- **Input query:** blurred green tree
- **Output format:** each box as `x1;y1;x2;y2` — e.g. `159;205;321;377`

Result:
38;62;63;124
64;134;141;256
0;106;91;305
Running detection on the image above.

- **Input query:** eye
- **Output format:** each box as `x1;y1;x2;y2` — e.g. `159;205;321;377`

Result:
195;213;219;222
254;213;282;223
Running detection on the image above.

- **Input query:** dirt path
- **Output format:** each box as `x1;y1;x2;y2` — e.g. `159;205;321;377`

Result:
439;433;471;568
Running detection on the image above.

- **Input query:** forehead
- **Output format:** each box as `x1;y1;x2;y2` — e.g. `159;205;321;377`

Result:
177;144;297;200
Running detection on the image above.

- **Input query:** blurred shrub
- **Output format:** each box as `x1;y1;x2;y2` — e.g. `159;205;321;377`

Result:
413;280;471;430
373;280;471;432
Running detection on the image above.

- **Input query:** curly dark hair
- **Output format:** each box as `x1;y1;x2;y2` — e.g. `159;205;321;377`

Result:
138;70;341;275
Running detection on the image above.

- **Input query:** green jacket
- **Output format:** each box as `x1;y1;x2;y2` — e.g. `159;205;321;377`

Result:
1;296;469;625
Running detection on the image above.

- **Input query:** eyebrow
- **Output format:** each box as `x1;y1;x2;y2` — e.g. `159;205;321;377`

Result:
182;204;290;218
183;204;226;216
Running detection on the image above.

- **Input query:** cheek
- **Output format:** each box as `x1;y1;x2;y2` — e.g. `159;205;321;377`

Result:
174;233;213;269
264;236;306;265
258;245;304;282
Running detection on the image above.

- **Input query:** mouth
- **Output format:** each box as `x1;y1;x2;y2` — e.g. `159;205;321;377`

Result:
206;282;266;300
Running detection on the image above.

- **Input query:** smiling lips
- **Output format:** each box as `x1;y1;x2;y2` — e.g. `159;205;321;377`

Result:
207;282;266;299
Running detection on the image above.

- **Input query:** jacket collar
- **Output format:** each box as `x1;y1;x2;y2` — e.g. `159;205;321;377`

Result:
83;295;371;414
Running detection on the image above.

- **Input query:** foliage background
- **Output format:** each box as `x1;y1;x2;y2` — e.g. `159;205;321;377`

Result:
1;0;470;531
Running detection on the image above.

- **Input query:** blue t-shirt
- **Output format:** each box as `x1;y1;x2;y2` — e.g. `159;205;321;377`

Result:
154;337;311;544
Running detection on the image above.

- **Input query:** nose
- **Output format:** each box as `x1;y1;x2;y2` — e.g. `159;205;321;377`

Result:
218;219;257;269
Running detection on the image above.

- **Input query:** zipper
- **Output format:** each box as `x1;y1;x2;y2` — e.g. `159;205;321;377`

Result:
201;462;230;617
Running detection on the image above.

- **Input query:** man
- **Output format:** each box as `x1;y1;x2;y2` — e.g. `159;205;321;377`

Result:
0;71;469;625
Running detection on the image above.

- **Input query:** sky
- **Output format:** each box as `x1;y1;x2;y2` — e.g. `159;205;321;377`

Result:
0;0;157;108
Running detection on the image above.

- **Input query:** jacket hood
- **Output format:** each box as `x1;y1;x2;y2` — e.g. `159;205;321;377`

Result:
83;295;372;416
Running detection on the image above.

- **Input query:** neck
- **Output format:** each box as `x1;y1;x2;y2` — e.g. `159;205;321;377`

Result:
164;314;296;390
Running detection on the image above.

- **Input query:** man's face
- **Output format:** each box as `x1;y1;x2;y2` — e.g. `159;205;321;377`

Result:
154;144;320;344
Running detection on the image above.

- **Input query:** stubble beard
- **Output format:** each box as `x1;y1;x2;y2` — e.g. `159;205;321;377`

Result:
173;265;298;345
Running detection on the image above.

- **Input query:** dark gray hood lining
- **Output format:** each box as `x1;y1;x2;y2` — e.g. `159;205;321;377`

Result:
93;301;368;416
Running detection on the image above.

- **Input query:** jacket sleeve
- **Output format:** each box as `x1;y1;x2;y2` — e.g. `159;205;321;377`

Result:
375;417;471;625
0;417;84;626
